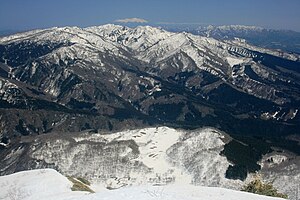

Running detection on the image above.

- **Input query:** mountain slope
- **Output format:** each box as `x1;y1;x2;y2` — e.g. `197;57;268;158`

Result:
0;24;299;143
0;169;286;200
1;126;299;199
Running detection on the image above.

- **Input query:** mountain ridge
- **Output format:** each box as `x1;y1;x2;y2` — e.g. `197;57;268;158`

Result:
170;24;300;54
0;24;299;141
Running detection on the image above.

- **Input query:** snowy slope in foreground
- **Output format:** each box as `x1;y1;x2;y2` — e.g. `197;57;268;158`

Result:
0;169;284;200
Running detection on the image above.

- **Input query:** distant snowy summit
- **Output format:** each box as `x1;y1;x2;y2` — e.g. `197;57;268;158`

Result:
199;24;265;31
0;169;286;200
164;24;300;53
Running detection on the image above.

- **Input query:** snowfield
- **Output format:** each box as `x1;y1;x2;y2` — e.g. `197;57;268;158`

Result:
29;127;243;189
0;169;285;200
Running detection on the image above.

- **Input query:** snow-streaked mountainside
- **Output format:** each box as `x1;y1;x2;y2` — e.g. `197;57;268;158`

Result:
0;169;286;200
0;24;299;139
30;127;237;188
1;127;237;187
1;127;299;199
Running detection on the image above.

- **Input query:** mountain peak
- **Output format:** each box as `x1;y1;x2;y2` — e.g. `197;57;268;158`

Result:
217;25;265;31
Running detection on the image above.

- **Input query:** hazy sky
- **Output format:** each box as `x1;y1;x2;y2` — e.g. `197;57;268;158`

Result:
0;0;299;31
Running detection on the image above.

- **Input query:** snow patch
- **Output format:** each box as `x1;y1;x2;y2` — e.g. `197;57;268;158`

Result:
226;57;245;67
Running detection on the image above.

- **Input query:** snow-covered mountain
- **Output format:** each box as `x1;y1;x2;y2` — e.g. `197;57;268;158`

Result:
167;25;300;53
0;24;300;199
0;24;299;140
0;169;286;200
